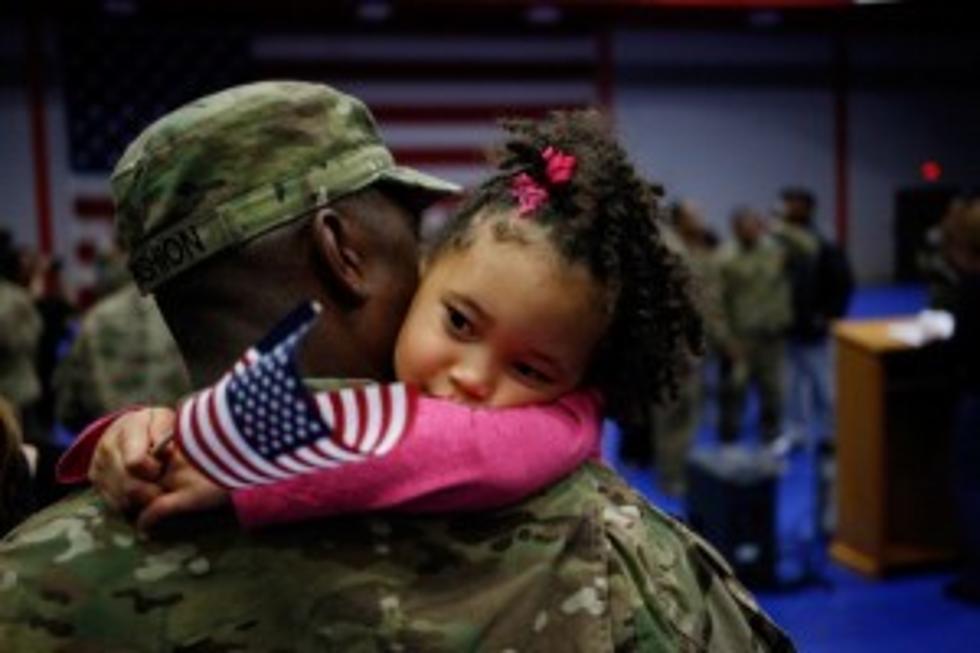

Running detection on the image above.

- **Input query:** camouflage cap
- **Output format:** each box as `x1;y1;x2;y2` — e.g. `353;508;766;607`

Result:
111;81;462;293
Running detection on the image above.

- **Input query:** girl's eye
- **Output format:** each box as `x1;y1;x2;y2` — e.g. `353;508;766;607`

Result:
512;361;554;386
444;304;475;338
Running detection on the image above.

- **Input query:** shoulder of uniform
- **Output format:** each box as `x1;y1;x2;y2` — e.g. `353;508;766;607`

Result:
582;464;795;652
80;285;137;328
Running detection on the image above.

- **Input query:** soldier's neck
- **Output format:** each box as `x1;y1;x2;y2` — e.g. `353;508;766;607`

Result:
177;312;269;389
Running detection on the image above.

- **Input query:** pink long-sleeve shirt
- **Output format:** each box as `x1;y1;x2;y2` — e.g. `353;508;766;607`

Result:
57;391;603;529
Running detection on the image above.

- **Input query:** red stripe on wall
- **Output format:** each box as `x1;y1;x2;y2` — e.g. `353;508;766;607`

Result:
391;147;487;166
596;30;615;115
74;195;115;220
75;239;98;264
26;16;53;254
373;103;586;123
254;60;595;82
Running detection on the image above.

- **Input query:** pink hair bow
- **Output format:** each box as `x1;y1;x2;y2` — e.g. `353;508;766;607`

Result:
542;146;576;184
512;173;548;216
511;146;577;217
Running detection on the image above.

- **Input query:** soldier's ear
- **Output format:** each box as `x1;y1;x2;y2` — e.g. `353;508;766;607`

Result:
310;207;368;304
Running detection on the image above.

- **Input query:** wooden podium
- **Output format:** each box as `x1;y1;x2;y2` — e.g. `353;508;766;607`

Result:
830;318;958;576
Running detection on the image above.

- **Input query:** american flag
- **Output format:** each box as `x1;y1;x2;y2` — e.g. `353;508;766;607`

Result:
175;301;417;489
55;27;603;301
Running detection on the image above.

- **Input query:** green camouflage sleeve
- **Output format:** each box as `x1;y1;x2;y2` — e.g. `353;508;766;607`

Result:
52;324;102;432
0;483;612;652
52;285;191;432
0;466;793;652
591;465;794;652
693;254;732;353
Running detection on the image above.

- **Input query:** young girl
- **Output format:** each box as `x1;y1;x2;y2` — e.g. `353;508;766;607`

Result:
62;110;703;530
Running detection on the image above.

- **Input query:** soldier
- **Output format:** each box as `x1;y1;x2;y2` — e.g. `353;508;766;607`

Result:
772;188;853;450
716;207;792;445
53;281;191;433
652;200;720;496
0;82;793;651
941;196;980;605
0;250;42;438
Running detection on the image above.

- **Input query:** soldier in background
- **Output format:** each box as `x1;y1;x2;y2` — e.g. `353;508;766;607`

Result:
924;201;967;311
772;188;853;450
941;196;980;605
716;207;792;445
53;281;190;434
25;255;76;439
652;199;720;495
0;231;42;444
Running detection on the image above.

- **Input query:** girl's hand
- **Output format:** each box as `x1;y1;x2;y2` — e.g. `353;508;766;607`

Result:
88;407;175;513
136;449;230;532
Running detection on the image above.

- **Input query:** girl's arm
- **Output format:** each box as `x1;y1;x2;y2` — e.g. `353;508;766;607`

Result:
232;391;602;529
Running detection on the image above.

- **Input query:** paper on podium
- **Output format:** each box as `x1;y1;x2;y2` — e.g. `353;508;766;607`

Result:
886;310;955;347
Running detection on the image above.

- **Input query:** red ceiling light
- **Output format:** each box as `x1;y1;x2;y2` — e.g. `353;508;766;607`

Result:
920;160;942;182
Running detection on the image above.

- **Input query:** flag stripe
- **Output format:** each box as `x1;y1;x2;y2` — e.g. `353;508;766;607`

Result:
374;384;410;456
180;394;246;489
251;35;596;63
312;437;364;464
372;103;587;123
314;394;366;462
253;60;595;82
359;385;384;454
74;195;114;220
391;147;485;166
373;386;393;455
293;445;341;469
340;389;360;448
317;392;335;429
193;391;254;486
274;453;319;476
353;389;370;450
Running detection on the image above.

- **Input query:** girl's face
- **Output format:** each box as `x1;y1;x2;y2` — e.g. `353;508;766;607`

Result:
394;214;609;408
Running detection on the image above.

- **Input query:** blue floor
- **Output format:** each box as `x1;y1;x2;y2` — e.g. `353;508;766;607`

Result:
603;284;980;651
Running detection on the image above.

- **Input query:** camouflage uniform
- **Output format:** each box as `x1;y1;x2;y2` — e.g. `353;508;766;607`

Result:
652;228;722;495
0;279;42;410
0;461;792;651
715;238;791;443
0;82;792;651
53;282;191;432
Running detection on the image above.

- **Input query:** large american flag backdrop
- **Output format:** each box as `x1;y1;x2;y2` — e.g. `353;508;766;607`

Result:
56;23;606;301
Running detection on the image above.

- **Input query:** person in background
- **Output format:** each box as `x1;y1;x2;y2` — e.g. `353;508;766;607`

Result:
0;395;35;536
772;187;853;451
924;201;966;311
716;206;792;445
0;81;792;651
0;233;43;447
28;256;75;440
651;199;719;496
940;195;980;606
53;280;190;434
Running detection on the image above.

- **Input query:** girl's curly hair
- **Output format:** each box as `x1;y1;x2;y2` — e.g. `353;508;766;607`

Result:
427;110;704;431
